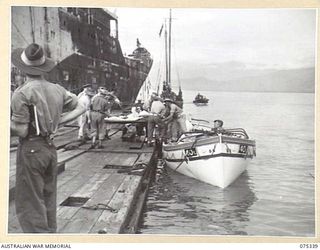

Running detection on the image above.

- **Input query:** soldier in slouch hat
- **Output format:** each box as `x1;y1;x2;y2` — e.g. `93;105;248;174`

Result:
10;43;86;233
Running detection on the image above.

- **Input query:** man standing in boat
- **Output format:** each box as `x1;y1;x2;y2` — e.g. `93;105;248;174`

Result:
212;119;224;133
163;98;187;141
10;43;86;233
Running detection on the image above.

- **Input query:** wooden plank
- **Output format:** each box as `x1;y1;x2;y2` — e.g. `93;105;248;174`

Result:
57;170;80;188
84;174;126;208
89;175;141;234
105;152;139;167
129;136;146;149
122;154;155;233
56;171;109;233
135;153;153;165
107;176;141;233
93;136;153;154
114;152;152;175
59;174;125;233
56;171;96;232
57;172;95;206
58;149;86;163
71;172;111;198
58;208;102;233
61;152;117;173
53;129;79;149
56;152;127;231
84;152;139;168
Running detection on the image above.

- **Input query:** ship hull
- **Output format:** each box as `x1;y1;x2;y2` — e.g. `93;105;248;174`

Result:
11;7;152;103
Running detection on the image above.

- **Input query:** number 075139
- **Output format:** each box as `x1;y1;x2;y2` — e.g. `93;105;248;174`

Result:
300;244;318;248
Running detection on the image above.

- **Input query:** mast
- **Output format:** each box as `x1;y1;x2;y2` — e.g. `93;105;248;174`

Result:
165;21;169;84
168;9;172;86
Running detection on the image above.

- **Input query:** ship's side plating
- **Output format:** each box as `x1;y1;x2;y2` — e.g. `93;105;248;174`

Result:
11;7;153;103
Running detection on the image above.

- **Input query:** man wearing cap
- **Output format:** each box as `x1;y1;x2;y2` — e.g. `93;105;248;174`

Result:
143;91;158;111
10;43;86;233
163;98;187;142
90;86;109;148
77;84;95;143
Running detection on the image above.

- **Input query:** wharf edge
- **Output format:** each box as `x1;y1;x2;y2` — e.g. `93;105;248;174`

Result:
8;126;159;234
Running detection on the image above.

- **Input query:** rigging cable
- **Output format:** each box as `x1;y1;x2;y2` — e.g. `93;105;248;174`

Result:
12;21;30;46
29;7;35;43
172;33;182;90
155;24;165;93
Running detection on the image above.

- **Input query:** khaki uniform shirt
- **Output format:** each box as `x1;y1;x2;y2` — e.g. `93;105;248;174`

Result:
11;79;78;136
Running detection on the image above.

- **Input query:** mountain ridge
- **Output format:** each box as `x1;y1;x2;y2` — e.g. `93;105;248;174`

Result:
176;67;315;93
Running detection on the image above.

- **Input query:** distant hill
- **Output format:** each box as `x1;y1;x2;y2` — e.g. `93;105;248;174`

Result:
179;67;315;93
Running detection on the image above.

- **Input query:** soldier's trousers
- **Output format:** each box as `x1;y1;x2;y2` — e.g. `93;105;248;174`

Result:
15;136;57;233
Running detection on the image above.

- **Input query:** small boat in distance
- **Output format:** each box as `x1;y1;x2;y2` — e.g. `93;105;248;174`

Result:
162;120;256;188
193;93;209;105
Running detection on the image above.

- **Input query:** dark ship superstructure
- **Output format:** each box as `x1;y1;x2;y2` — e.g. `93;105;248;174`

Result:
11;7;153;104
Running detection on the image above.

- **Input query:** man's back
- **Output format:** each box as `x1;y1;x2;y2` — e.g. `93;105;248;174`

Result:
91;94;108;112
11;78;77;136
170;103;183;117
150;100;165;115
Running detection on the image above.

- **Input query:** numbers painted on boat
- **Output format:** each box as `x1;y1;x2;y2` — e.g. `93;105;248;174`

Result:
239;145;247;154
184;148;197;157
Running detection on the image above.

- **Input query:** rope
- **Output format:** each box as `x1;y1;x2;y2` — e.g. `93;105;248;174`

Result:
174;133;200;171
12;21;30;45
108;125;125;137
82;203;117;213
117;162;148;175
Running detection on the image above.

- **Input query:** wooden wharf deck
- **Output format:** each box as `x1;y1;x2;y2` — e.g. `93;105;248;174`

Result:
8;126;157;234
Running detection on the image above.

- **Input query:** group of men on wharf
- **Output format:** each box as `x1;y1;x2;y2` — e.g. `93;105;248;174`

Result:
9;43;189;233
144;92;187;146
76;84;121;149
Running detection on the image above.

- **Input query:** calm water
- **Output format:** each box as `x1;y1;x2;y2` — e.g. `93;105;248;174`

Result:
139;91;315;236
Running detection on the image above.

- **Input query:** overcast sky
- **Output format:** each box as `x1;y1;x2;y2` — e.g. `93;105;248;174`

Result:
110;8;316;84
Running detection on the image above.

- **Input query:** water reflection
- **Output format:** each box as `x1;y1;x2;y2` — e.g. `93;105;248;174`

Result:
139;165;257;235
